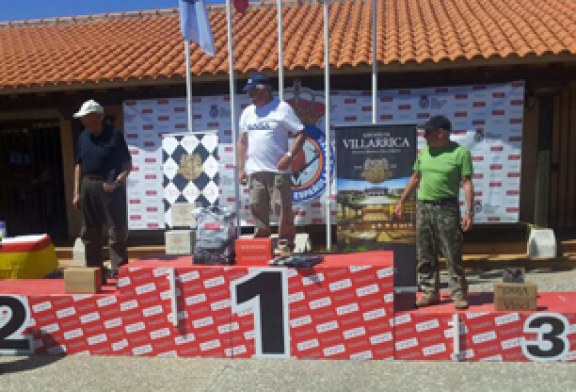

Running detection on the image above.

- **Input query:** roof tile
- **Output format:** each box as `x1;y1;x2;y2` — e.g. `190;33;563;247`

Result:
0;0;575;91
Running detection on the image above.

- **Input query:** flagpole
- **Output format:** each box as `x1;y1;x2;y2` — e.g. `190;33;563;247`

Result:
226;0;241;236
372;0;378;124
323;0;332;251
277;0;284;100
185;40;193;132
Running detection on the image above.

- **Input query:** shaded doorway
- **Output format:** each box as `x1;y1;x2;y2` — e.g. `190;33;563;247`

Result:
549;87;576;229
0;120;67;240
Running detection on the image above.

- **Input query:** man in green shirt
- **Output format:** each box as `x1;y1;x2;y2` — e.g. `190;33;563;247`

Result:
395;115;474;310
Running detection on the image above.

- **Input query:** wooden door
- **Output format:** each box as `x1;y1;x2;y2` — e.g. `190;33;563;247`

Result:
0;121;67;239
549;88;576;228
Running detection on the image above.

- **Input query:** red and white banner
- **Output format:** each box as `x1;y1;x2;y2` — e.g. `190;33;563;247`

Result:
123;81;524;229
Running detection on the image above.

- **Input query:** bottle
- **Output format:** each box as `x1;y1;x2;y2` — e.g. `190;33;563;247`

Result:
276;239;291;257
0;220;6;242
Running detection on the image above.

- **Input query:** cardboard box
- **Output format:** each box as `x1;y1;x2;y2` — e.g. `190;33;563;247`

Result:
64;267;102;294
235;237;273;266
493;282;538;311
165;229;196;255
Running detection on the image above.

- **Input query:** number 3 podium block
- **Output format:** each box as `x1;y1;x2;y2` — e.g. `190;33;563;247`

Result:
392;293;576;361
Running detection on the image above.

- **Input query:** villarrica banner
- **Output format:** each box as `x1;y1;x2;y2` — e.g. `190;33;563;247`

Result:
335;124;417;287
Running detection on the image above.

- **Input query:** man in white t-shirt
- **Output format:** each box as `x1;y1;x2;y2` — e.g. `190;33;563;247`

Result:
237;72;306;249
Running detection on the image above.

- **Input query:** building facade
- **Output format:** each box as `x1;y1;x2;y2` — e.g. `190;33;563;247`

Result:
0;1;575;241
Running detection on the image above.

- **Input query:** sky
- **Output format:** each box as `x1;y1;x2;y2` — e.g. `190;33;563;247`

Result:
0;0;225;22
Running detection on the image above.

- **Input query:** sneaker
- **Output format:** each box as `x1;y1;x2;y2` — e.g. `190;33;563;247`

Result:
415;293;440;308
454;297;469;310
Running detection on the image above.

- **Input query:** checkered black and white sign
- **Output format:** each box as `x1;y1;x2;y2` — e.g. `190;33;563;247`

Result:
162;132;220;228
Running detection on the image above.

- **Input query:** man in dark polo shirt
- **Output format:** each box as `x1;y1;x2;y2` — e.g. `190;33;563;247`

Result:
72;99;132;281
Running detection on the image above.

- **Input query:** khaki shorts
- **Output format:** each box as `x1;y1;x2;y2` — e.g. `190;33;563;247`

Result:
249;172;294;239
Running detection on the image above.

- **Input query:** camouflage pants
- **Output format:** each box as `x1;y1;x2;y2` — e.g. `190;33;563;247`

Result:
416;200;468;299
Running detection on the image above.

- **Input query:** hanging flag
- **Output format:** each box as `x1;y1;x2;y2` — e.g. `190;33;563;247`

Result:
232;0;249;13
179;0;216;56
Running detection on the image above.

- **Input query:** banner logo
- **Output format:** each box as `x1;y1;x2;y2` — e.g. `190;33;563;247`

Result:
291;124;333;202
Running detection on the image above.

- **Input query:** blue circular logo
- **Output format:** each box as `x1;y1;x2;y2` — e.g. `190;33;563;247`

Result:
291;123;334;202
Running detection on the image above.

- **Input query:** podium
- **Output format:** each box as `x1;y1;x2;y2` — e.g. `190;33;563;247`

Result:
0;251;574;361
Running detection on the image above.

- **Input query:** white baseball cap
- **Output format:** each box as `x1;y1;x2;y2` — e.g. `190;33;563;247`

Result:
73;99;104;118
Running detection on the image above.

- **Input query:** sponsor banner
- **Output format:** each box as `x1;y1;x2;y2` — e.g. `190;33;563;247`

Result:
124;81;524;229
335;124;417;285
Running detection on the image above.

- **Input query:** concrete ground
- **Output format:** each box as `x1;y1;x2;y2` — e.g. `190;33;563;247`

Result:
1;267;575;392
465;265;576;292
1;355;576;392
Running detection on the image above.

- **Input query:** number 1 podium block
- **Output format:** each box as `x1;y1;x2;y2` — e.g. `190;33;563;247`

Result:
75;252;394;359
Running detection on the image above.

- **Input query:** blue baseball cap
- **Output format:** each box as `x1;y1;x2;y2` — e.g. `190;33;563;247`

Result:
242;72;272;93
419;115;452;133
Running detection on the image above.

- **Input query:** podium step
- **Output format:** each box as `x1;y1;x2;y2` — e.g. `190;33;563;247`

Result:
55;245;165;261
55;225;576;270
463;241;527;255
561;239;576;254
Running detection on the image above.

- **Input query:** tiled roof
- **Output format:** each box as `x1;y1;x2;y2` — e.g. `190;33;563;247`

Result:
0;0;575;92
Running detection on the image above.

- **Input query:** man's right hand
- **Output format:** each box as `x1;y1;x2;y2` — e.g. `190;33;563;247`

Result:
239;170;248;185
394;201;404;218
72;194;80;210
